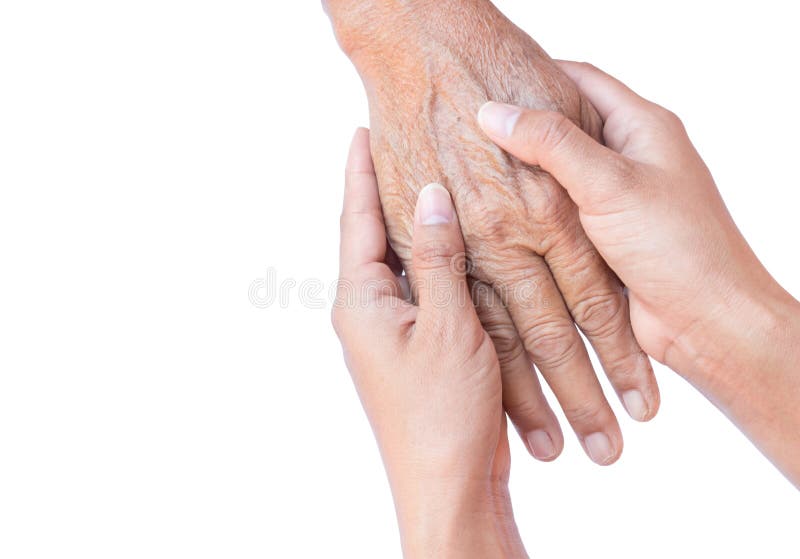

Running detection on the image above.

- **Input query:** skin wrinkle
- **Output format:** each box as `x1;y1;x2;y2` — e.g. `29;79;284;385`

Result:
328;0;664;475
333;27;800;545
363;24;599;276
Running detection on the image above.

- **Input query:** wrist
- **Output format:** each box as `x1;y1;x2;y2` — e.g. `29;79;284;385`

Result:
392;477;526;558
324;0;502;63
667;276;800;399
666;271;800;486
324;0;443;57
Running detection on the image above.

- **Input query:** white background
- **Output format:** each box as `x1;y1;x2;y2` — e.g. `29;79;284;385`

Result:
1;1;798;557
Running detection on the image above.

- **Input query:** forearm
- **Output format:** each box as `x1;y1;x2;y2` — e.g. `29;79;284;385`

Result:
670;280;800;487
323;0;518;66
325;0;453;53
324;0;490;29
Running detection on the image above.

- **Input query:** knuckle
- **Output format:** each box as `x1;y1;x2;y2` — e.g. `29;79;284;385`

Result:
575;61;598;73
472;330;500;367
563;401;607;427
521;320;581;370
638;103;686;135
523;170;574;222
571;291;625;338
493;263;543;304
590;155;641;205
483;321;526;367
472;285;527;365
504;395;547;424
656;106;684;128
436;324;494;370
529;189;578;251
530;112;575;154
602;349;645;386
413;239;462;272
463;201;525;253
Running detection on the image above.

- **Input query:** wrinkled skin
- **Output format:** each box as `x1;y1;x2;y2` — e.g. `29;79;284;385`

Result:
326;0;660;463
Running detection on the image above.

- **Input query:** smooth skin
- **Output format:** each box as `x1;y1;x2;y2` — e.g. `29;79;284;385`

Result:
333;130;527;557
334;62;800;558
477;61;800;488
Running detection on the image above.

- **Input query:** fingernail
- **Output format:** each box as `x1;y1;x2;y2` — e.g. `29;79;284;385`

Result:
584;432;615;465
622;390;649;422
416;183;454;225
478;102;522;139
527;430;556;461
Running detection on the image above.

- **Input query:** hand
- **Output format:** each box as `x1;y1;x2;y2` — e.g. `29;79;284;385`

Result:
326;0;659;466
478;62;800;485
332;129;527;558
477;60;787;378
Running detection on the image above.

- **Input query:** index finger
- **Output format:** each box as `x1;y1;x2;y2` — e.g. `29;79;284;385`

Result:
334;128;404;338
555;60;648;122
339;128;391;278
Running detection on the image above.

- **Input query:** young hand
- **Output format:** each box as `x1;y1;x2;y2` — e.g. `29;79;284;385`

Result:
332;129;527;557
478;61;800;487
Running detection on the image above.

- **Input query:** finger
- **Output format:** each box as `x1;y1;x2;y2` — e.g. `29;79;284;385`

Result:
340;127;386;274
556;60;690;162
339;128;399;288
554;60;649;124
477;103;639;214
410;183;471;323
471;279;564;461
543;217;661;422
497;258;623;465
334;129;404;340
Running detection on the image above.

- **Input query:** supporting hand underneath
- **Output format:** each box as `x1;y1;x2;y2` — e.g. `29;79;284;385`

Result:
478;61;800;488
333;130;528;558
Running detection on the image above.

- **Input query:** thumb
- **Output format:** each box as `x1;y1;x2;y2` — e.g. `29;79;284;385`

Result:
478;102;638;213
411;183;472;322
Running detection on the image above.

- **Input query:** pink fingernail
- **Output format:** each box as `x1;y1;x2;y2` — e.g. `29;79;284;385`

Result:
416;183;454;225
584;432;615;465
478;102;522;139
527;430;556;461
622;390;649;422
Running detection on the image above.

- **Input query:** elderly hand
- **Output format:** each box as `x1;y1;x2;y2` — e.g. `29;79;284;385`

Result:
326;0;659;466
333;129;527;558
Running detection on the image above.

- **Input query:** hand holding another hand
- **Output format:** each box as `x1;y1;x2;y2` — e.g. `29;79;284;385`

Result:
333;63;800;559
333;130;526;558
479;62;800;486
327;0;659;466
478;61;788;384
